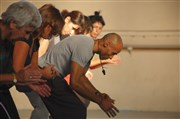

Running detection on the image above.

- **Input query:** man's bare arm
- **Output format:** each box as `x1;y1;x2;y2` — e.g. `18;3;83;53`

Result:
69;61;119;118
70;61;102;104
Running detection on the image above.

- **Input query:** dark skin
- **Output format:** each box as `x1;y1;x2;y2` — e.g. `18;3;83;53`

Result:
69;33;123;118
70;61;119;117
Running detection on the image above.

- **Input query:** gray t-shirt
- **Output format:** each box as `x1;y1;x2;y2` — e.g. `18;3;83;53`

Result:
39;35;94;77
47;35;60;52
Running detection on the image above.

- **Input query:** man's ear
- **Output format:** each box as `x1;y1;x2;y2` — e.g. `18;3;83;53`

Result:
64;16;71;23
103;40;109;48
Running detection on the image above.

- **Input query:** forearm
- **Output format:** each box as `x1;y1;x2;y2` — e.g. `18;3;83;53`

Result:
70;61;119;117
38;38;49;58
13;40;29;72
90;59;109;70
70;75;103;105
90;62;107;70
90;56;120;70
70;61;104;105
0;74;15;83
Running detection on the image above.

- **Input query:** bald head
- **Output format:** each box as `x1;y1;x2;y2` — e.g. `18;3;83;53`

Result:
103;33;123;52
96;33;123;60
103;33;122;44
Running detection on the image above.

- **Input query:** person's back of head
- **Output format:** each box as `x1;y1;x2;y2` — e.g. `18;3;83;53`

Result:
102;33;123;53
61;10;85;27
61;9;69;19
1;0;42;29
75;16;93;35
103;33;123;46
38;4;64;38
95;33;123;60
61;10;85;35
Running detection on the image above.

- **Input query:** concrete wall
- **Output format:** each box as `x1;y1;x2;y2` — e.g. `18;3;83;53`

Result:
1;0;179;112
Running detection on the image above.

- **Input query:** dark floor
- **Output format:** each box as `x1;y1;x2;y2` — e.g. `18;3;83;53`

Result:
18;109;180;119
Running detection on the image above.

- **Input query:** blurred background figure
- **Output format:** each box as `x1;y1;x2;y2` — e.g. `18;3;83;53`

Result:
89;11;105;39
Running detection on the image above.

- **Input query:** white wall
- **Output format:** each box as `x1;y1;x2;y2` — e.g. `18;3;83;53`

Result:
1;0;179;112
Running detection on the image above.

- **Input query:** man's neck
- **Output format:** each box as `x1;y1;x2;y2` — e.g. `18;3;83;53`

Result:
93;39;100;54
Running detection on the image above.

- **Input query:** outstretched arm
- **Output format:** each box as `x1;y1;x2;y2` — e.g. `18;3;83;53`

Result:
69;61;119;118
90;55;120;70
12;41;44;84
0;74;17;83
38;38;49;58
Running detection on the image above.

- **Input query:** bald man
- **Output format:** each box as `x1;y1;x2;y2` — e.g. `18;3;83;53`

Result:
39;33;123;119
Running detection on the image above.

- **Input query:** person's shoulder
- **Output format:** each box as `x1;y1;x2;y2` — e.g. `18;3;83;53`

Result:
78;35;93;40
16;35;33;46
65;35;92;41
73;34;91;38
18;38;32;46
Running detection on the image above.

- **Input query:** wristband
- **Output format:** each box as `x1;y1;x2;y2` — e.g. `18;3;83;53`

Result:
12;73;17;83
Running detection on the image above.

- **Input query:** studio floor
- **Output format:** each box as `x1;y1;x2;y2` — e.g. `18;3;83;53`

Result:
18;109;179;119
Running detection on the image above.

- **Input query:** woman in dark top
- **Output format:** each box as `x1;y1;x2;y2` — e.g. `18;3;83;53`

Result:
13;4;64;119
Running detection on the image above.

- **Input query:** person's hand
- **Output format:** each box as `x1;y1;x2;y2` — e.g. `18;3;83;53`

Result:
41;64;58;79
16;64;45;85
29;84;51;97
103;55;120;65
98;93;119;118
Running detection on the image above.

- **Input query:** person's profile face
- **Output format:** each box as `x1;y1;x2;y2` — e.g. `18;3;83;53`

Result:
62;21;79;36
41;24;54;39
99;43;122;60
10;25;34;41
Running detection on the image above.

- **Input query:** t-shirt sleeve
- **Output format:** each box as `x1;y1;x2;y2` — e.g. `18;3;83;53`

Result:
71;39;93;68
